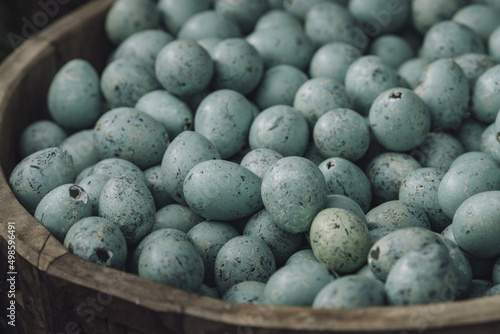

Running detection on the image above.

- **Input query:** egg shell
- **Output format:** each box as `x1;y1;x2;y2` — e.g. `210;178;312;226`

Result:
129;228;189;274
47;59;103;130
90;158;147;185
368;227;444;282
369;227;397;245
135;90;193;140
369;35;414;69
310;208;372;274
304;2;360;49
472;65;500;123
438;158;500;219
100;58;160;108
365;152;421;205
194;89;254;159
154;204;204;234
253;64;308;110
348;0;410;34
293;77;351;128
440;236;473;299
421;20;485;62
481;123;500;165
243;209;304;266
94;108;169;169
253;9;302;32
187;221;239;286
183;159;263;221
325;195;367;226
138;233;204;292
449;152;497;170
452;4;500;41
414;58;470;130
143;165;173;210
34;184;92;242
313;275;386;309
59;129;100;176
490;26;500;61
284;0;348;19
78;174;111;216
453;53;498;90
75;166;95;184
456;118;489;153
64;216;127;269
411;0;468;34
264;262;333;307
355;264;378;280
104;0;160;44
214;235;276;295
19;120;67;158
239;148;284;179
285;249;320;267
397;58;428;89
452;191;500;258
214;0;269;34
309;42;362;84
222;281;266;304
155;39;214;96
196;37;223;58
319;157;372;213
161;130;221;205
467;279;495;298
9;147;75;214
385;243;457;305
399;167;450;232
248;105;310;157
314;108;370;161
157;0;211;34
177;10;242;41
366;200;430;231
344;56;402;116
246;27;315;70
261;156;327;233
99;175;156;245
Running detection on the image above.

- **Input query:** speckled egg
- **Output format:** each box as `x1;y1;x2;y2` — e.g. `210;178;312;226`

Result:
183;160;263;220
313;275;386;309
452;4;500;41
440;236;473;299
452;191;500;258
246;26;315;70
100;58;160;108
157;0;211;34
161;130;221;205
453;53;498;90
344;56;402;116
138;232;204;292
104;0;160;44
64;216;127;269
177;10;242;41
309;42;362;84
369;35;414;69
369;227;397;245
253;9;302;32
187;221;239;286
385;243;457;305
368;227;444;281
194;89;254;159
222;281;266;304
438;158;500;219
135;90;193;140
94;108;169;169
90;158;147;185
397;58;427;89
243;209;304;266
99;175;156;244
472;65;500;123
264;262;333;306
325;195;368;226
411;0;468;34
413;132;465;170
144;165;173;209
319;157;372;213
9;147;75;214
449;151;497;170
349;0;411;34
482;124;500;165
214;235;276;295
248;105;309;157
365;152;421;205
47;59;102;130
310;208;372;274
153;204;204;233
253;64;308;110
155;39;213;97
59;129;100;176
239;148;284;179
261;156;327;233
399;167;451;232
214;0;269;34
19;120;67;158
77;174;111;216
285;248;320;266
414;58;469;130
34;184;92;242
420;20;485;62
75;166;95;184
284;0;348;19
366;200;430;231
314;108;370;161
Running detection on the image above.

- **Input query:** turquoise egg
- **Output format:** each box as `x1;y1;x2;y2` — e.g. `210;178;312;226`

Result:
481;123;500;165
325;194;367;226
177;10;242;40
456;119;488;153
467;279;495;299
472;65;500;123
349;0;410;34
414;132;465;170
490;26;500;61
398;58;427;89
452;4;500;41
366;200;430;231
78;174;111;216
90;158;147;185
370;227;397;245
19;120;67;158
157;0;211;34
440;236;473;299
64;216;127;269
153;204;204;233
309;42;362;84
239;148;283;179
411;0;468;34
369;35;414;69
144;165;173;209
222;281;266;304
59;129;100;176
253;9;302;31
453;53;497;90
214;0;269;34
285;249;320;267
198;284;219;299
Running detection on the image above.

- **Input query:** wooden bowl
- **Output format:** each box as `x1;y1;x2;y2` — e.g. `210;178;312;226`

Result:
1;1;500;333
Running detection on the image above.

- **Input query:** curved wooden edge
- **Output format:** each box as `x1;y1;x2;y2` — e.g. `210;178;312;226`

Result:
1;1;500;333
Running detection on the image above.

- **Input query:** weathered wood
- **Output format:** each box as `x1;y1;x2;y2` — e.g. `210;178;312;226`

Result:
1;0;500;333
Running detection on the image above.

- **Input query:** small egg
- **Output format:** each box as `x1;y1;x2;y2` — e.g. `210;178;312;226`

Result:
59;129;100;176
222;281;266;304
154;204;204;234
366;200;430;230
77;174;111;216
177;10;242;41
19;120;67;158
144;165;173;210
239;148;283;179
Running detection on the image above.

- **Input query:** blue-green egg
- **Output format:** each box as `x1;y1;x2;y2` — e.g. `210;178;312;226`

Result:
153;204;204;233
349;0;410;34
253;9;302;31
90;158;146;185
325;195;367;225
412;132;465;170
309;42;362;84
453;53;498;90
452;4;500;41
369;35;414;69
481;123;500;165
411;0;468;34
157;0;211;34
440;236;473;299
239;148;284;179
397;58;427;89
19;120;67;159
177;10;242;41
144;165;173;209
222;281;266;304
214;0;269;34
78;174;111;216
366;200;430;231
472;65;500;123
59;129;100;176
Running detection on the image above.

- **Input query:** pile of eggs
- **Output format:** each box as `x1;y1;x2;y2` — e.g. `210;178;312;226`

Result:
8;0;500;308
